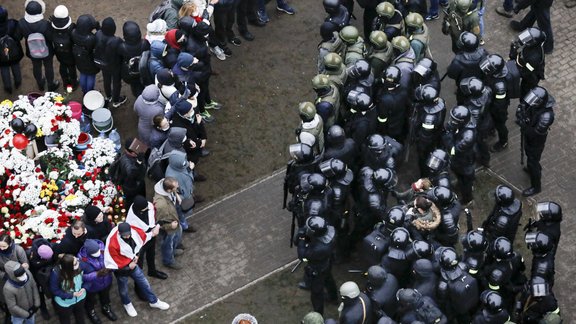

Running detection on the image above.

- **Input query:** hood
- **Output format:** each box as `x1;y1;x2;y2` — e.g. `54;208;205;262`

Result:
123;21;142;44
164;29;182;50
167;127;186;147
75;14;98;35
4;260;21;282
176;52;194;69
154;179;172;196
78;240;105;260
101;17;116;36
150;40;167;59
168;150;188;171
142;85;161;104
179;16;196;35
24;0;46;24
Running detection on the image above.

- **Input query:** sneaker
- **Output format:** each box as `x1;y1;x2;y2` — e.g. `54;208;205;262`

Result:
201;111;215;123
495;6;513;18
491;141;508;152
425;13;439;20
204;100;222;110
149;300;170;310
277;2;295;14
210;46;226;61
112;96;128;108
123;303;137;317
164;262;183;270
229;37;242;46
257;9;270;23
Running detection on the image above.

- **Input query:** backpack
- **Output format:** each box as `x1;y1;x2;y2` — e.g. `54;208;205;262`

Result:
149;0;172;22
35;264;56;298
52;29;73;56
27;32;50;59
72;43;91;64
93;36;111;69
139;50;153;86
107;154;124;184
0;34;22;63
147;140;171;182
125;55;142;79
447;273;479;313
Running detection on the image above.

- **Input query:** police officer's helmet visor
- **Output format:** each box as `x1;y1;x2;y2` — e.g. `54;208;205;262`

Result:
518;30;534;46
319;159;336;178
531;282;550;297
479;59;492;74
535;202;550;221
427;155;444;171
525;231;538;246
413;64;430;78
523;91;543;106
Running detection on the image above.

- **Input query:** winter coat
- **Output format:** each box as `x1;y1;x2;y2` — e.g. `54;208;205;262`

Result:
163;126;186;154
119;21;150;82
93;18;122;72
149;40;168;77
134;85;165;146
18;0;53;59
149;127;169;149
28;238;54;272
118;152;146;192
49;267;86;307
164;0;186;29
171;103;207;163
0;244;29;279
49;13;75;65
165;151;194;199
71;14;99;74
77;240;112;293
0;10;24;66
52;227;87;257
104;225;149;272
84;217;113;242
153;180;181;233
3;261;40;319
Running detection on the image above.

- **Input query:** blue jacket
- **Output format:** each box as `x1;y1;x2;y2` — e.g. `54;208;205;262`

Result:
49;268;86;307
77;240;112;293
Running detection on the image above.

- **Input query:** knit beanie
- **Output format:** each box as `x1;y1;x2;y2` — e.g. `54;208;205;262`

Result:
131;195;149;221
156;68;175;86
51;5;71;29
101;17;116;36
26;1;42;15
84;239;100;255
147;19;167;35
175;99;193;116
118;222;131;235
37;244;53;260
141;85;160;104
84;205;102;224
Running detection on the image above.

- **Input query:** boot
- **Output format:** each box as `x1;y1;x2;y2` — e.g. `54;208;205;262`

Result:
87;309;102;324
101;304;118;321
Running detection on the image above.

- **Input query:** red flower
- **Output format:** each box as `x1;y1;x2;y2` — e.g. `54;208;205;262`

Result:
51;125;58;132
44;218;54;224
4;129;10;134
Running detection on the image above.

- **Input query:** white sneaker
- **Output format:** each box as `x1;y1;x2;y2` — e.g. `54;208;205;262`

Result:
123;303;137;317
209;46;226;61
149;299;170;310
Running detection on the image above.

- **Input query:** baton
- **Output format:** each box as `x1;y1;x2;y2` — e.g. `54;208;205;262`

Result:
291;260;303;273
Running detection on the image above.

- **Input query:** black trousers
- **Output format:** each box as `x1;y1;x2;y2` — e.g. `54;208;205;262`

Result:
137;236;157;273
102;68;122;102
213;5;237;46
524;135;546;189
54;299;86;324
196;77;211;114
307;265;337;315
58;62;77;87
31;55;55;87
0;63;22;90
84;285;111;311
237;0;258;33
491;102;509;145
362;7;378;40
518;5;554;52
453;167;475;204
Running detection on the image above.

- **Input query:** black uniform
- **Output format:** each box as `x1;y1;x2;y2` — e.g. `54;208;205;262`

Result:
447;46;488;93
513;0;554;53
339;291;374;324
443;122;476;205
485;71;511;149
365;266;399;319
484;200;522;243
509;37;545;97
412;100;446;178
410;259;438;300
375;84;410;143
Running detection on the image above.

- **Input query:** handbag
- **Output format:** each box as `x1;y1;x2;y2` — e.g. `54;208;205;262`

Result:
181;196;195;212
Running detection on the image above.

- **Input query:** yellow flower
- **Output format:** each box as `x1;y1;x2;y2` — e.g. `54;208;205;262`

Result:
40;191;45;198
1;100;13;108
54;95;65;102
65;194;77;201
36;128;43;137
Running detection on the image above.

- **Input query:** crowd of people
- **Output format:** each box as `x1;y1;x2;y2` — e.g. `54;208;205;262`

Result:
286;0;562;323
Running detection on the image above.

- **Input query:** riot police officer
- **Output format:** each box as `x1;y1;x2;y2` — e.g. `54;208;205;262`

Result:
472;290;511;323
366;31;393;79
442;105;476;205
365;265;399;319
462;229;488;277
441;0;481;53
361;206;407;265
526;231;555;286
297;173;334;225
480;54;512;153
390;36;415;88
428;186;461;246
318;22;347;73
509;27;546;97
396;288;447;324
405;12;430;62
372;2;405;39
517;276;561;323
296;216;338;315
483;185;522;243
297;102;325;156
340;26;365;67
323;0;350;31
360;134;402;170
338;281;373;323
323;125;358;170
524;201;561;257
515;86;554;197
344;92;377;145
344;59;374;98
380;227;412;285
312;74;341;128
354;166;389;239
424;149;452;188
446;32;488;87
411;85;446;178
284;143;323;212
375;66;410;144
322;53;347;91
413;58;441;93
410;258;438;300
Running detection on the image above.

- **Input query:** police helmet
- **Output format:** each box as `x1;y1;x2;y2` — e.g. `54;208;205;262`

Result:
439;247;459;269
326;125;346;146
323;52;343;70
536;201;562;222
459;77;484;97
383;65;402;88
405;12;424;31
448;105;471;128
347;59;371;79
373;168;398;190
494;185;515;206
530;276;551;297
532;259;553;278
412;258;435;277
414;84;439;104
367;265;388;286
311;74;331;90
298;102;316;122
480;54;505;76
390;227;410;249
522;86;548;109
413;58;437;83
488;268;504;289
305;199;324;218
305;216;328;237
407;240;433;260
480;290;504;313
462;229;488;252
320;21;338;41
525;231;553;256
455;0;473;13
376;1;395;18
369;30;389;49
354;92;373;111
437;176;451;188
367;134;387;153
456;31;479;51
396;288;422;306
426;149;449;172
386;206;406;227
492;237;513;260
518;27;547;47
391;36;410;54
432;186;454;207
319;158;346;178
340;281;360;299
288;143;313;163
339;25;359;44
323;0;340;14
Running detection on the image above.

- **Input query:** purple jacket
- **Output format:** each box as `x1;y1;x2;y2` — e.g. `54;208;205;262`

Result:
77;240;112;293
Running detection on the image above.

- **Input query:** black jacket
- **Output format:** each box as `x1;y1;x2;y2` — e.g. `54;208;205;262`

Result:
119;21;150;82
71;15;99;74
0;16;24;66
93;18;122;72
18;18;53;58
52;227;87;256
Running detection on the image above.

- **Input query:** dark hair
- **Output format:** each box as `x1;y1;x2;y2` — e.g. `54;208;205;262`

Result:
153;114;165;127
415;196;432;210
0;234;12;246
58;254;81;291
72;219;85;231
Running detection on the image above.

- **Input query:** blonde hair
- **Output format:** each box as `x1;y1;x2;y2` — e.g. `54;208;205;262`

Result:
179;2;198;18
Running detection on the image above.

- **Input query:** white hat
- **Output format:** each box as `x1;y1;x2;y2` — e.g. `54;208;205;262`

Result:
53;5;68;19
146;19;167;35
